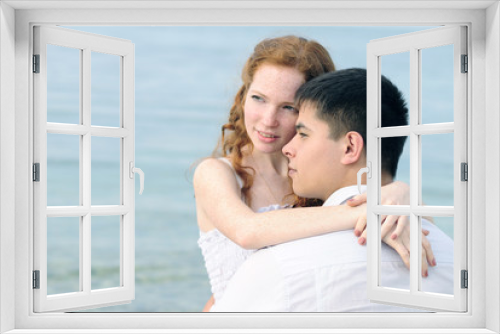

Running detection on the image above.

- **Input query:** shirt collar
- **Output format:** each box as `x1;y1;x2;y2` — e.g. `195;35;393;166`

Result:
322;185;367;207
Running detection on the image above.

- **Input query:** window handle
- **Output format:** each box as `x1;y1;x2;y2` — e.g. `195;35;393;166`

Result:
129;162;144;195
357;162;371;194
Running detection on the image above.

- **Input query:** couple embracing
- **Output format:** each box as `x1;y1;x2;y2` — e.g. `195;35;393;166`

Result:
193;36;453;312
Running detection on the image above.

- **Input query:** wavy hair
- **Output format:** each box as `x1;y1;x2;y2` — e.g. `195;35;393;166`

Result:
213;35;336;207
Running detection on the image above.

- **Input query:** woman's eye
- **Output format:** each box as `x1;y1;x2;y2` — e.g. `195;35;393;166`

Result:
283;105;298;112
298;132;308;138
251;95;264;102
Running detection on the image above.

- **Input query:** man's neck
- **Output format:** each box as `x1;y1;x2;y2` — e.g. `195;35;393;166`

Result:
323;172;394;202
381;173;393;187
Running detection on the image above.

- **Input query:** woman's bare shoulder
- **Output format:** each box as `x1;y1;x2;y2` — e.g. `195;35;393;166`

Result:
193;157;237;187
195;157;230;175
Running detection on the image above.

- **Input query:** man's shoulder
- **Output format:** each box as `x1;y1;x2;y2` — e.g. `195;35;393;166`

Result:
268;230;367;272
268;219;454;270
271;230;358;254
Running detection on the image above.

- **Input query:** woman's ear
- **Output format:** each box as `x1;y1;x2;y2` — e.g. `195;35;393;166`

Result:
341;131;365;165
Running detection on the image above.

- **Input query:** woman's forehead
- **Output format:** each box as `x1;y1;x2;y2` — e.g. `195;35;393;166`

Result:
250;64;305;97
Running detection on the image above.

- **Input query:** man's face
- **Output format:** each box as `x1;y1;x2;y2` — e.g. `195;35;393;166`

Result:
282;103;345;201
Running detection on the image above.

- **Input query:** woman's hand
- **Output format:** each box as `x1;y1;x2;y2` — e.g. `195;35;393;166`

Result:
348;180;411;242
346;181;436;276
351;212;437;276
383;224;437;277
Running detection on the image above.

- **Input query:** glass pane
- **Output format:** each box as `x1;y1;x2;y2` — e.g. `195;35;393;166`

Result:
380;136;409;205
47;133;80;206
91;136;121;205
420;216;454;295
47;217;80;295
91;216;121;290
47;44;80;124
380;215;410;291
92;52;121;127
421;45;454;124
380;51;410;128
421;133;454;206
433;216;454;240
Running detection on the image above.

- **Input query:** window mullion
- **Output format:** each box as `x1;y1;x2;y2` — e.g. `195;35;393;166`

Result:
453;26;469;302
366;49;380;297
81;48;92;294
409;46;420;295
372;205;454;216
121;51;135;293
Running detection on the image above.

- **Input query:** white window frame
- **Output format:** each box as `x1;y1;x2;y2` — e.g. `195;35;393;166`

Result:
366;25;468;312
33;25;136;312
0;1;498;333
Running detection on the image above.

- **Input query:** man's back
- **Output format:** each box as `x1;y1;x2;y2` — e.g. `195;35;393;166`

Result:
211;219;454;312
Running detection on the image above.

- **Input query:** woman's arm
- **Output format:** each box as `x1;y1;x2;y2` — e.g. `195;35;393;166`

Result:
202;295;215;312
194;158;363;250
194;159;434;272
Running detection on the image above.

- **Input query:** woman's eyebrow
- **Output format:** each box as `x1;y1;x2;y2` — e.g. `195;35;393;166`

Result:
249;89;294;105
248;89;268;99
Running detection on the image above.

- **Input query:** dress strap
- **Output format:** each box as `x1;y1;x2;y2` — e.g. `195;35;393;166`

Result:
218;157;244;189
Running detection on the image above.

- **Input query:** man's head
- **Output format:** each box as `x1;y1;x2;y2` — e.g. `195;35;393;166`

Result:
282;68;408;201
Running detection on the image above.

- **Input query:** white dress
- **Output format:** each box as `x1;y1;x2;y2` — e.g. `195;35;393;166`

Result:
197;158;288;303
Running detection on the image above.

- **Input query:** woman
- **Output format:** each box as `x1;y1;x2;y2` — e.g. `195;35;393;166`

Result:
193;36;433;311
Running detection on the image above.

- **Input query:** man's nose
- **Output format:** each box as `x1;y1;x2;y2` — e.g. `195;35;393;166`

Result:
282;141;295;158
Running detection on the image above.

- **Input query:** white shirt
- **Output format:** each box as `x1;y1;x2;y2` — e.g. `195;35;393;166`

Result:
211;185;454;312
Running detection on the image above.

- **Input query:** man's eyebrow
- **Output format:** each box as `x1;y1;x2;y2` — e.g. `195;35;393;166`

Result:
295;123;309;131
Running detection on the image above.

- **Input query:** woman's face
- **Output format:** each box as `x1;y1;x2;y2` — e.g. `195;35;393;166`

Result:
243;64;305;154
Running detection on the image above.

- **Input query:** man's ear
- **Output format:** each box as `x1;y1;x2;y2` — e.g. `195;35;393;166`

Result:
341;131;365;165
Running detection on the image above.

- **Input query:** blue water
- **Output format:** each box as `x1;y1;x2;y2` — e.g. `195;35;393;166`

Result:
45;26;454;312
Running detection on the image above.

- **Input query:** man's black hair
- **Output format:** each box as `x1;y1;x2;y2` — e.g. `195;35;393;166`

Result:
294;68;408;178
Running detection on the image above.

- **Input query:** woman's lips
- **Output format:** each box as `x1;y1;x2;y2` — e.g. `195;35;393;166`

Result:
256;129;279;143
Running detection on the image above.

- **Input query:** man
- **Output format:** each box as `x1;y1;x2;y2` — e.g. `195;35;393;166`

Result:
210;68;454;312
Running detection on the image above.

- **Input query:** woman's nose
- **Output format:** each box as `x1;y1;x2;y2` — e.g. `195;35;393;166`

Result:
262;107;279;127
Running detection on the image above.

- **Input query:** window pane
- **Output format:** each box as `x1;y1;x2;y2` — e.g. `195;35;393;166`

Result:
92;216;121;290
420;216;454;295
47;133;80;206
433;216;454;240
47;217;80;295
92;52;121;127
421;45;454;124
92;136;121;205
380;136;409;205
380;52;410;128
47;44;80;124
380;215;410;291
421;133;454;206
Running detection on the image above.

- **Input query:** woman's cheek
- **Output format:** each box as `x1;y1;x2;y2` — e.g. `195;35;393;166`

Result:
282;117;299;142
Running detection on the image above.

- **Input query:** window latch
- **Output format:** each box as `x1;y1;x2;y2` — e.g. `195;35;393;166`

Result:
129;162;144;195
356;162;371;194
